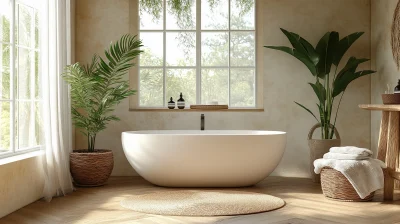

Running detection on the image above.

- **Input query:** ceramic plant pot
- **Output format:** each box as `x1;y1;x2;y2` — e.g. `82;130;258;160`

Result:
70;149;114;187
308;124;341;183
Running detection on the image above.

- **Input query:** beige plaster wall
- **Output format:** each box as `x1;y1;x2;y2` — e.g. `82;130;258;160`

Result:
371;0;399;155
75;0;371;178
0;157;45;218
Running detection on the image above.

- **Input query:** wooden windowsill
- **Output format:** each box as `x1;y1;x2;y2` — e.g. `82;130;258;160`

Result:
129;108;264;112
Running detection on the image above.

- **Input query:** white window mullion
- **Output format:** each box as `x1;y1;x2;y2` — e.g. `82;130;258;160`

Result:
254;0;257;107
29;6;35;146
141;29;196;32
138;29;256;33
162;0;166;107
228;0;231;107
15;44;36;50
195;0;201;105
10;0;16;153
140;66;197;69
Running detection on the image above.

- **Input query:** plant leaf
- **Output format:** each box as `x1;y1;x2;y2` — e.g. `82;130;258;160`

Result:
317;103;325;125
326;31;339;71
315;32;338;78
315;32;330;78
336;57;369;80
332;70;376;97
309;81;326;104
280;29;308;56
280;28;319;65
298;37;319;65
295;101;319;122
264;46;317;76
332;32;364;66
61;34;143;142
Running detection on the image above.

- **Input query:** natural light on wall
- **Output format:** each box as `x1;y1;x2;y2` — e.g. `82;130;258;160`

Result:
0;0;42;159
138;0;256;108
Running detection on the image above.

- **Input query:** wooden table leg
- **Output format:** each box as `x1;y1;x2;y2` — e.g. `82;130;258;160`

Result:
378;111;389;162
384;111;400;200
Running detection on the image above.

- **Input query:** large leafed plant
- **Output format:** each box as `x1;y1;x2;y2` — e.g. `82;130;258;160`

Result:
62;34;143;152
264;29;375;139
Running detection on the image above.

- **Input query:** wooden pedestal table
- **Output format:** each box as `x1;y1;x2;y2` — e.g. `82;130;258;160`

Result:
359;104;400;201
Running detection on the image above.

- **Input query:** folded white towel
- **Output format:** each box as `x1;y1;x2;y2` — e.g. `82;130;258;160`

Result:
314;158;386;199
330;146;372;156
323;152;370;160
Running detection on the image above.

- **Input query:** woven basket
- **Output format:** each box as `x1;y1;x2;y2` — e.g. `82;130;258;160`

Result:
308;124;341;183
320;167;374;202
382;94;400;104
70;149;114;187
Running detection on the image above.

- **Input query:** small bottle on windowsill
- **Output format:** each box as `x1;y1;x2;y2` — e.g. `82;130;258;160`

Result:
395;79;400;94
168;97;175;109
177;93;185;109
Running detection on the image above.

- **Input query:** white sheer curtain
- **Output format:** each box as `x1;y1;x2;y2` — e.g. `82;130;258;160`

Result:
40;0;74;201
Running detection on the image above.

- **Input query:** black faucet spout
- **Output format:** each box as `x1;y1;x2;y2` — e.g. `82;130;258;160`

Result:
201;114;205;131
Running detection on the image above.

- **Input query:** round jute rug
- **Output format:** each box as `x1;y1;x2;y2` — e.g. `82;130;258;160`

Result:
120;189;285;216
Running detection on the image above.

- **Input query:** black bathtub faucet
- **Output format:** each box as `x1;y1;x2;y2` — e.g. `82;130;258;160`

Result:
201;114;205;131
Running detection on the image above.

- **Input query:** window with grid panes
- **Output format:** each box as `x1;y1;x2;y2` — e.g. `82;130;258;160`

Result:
138;0;256;108
0;0;42;158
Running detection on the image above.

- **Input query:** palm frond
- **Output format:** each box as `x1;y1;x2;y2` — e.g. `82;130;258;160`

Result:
96;34;143;92
61;34;142;151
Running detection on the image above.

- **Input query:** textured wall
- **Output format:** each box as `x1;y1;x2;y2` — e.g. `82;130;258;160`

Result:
0;157;44;218
371;0;399;155
75;0;371;177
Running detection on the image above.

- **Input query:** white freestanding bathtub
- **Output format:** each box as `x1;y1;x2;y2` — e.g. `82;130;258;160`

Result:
121;130;286;187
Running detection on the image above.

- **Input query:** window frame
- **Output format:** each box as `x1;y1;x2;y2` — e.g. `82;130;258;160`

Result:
0;0;42;159
130;0;263;110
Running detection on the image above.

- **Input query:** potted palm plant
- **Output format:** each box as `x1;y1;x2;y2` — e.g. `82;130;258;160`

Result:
62;34;143;186
265;29;376;182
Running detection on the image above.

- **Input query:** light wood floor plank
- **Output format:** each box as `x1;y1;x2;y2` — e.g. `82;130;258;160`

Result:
1;176;400;224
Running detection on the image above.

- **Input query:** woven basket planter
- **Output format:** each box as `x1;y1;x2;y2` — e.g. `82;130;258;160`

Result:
382;94;400;104
308;124;341;183
321;167;374;202
70;149;114;187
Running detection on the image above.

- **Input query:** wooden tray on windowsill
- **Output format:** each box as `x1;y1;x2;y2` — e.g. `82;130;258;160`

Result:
190;105;229;110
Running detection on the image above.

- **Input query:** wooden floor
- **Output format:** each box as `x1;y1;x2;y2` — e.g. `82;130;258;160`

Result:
1;177;400;224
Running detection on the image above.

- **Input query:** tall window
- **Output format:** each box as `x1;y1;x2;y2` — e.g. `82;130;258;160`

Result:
0;0;41;158
138;0;256;108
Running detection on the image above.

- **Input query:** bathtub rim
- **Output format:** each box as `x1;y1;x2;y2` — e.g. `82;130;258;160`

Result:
122;130;286;136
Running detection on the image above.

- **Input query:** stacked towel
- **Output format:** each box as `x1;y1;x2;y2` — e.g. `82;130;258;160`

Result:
323;146;371;160
329;146;373;157
323;152;370;160
314;146;386;199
